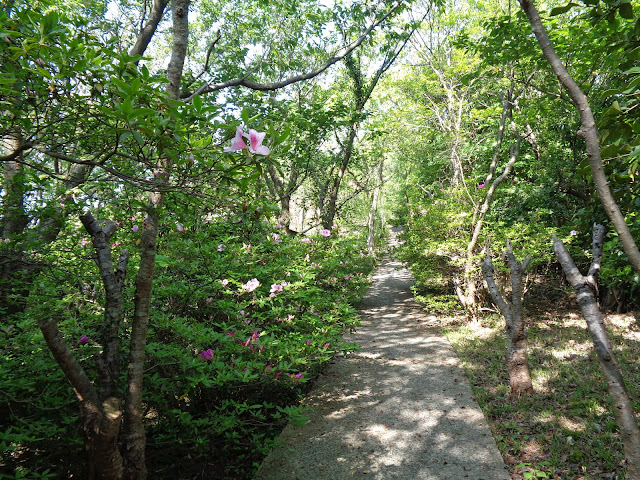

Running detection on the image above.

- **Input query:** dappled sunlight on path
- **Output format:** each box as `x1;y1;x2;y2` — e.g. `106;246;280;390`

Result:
255;238;510;480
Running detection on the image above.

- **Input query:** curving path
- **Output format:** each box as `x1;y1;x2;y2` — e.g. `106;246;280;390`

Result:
255;231;511;480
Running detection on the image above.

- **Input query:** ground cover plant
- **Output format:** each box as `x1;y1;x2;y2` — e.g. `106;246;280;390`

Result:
0;219;376;479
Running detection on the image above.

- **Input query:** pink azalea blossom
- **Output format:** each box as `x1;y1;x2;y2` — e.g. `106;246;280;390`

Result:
224;127;247;152
244;129;270;155
300;237;312;244
81;238;90;246
78;335;89;344
320;229;331;237
269;292;275;298
132;225;139;233
324;343;330;348
270;283;283;294
176;223;185;232
570;230;578;236
220;279;229;286
291;373;304;381
477;183;485;189
217;244;224;252
200;349;214;360
305;339;312;345
242;278;260;292
205;297;212;303
112;242;121;248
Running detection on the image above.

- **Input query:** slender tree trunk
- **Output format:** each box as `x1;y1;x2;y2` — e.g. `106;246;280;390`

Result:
457;86;519;319
122;2;189;477
367;158;384;255
322;124;358;229
482;241;533;397
553;226;640;479
519;0;640;275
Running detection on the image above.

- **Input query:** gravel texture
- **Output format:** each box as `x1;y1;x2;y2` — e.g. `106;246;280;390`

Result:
255;231;511;480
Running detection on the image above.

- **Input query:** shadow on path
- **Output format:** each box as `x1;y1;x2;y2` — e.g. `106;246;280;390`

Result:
255;242;510;480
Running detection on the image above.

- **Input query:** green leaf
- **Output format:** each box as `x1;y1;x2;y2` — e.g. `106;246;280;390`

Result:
241;107;250;125
132;131;144;147
550;2;579;16
619;2;634;19
192;94;202;110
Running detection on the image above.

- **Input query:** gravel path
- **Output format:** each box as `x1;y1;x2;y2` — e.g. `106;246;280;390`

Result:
255;231;511;480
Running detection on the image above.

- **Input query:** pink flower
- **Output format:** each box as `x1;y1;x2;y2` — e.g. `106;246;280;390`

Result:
275;224;282;229
271;233;280;243
270;283;283;294
112;242;121;248
269;292;275;298
320;229;331;237
224;127;248;152
242;278;260;292
244;129;270;155
478;183;485;189
265;365;273;372
280;281;287;287
3;238;9;243
220;279;229;286
205;297;212;303
570;230;578;236
275;372;282;379
300;237;312;244
291;373;304;381
217;244;224;252
305;339;312;345
324;343;330;348
132;225;139;233
78;335;89;344
176;223;185;232
200;349;214;360
81;238;90;246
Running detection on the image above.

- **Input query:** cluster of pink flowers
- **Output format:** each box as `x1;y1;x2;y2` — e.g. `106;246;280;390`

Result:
237;328;263;352
320;229;331;237
242;278;260;292
224;127;270;155
300;237;312;244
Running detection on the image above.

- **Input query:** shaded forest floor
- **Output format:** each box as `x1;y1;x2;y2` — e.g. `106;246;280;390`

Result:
433;282;640;480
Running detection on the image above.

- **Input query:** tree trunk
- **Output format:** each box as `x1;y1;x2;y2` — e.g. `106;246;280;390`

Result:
122;1;189;477
519;0;640;276
367;158;384;255
482;241;534;397
553;225;640;479
458;87;520;319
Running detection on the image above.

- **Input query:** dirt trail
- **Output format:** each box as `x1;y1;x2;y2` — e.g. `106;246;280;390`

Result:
255;230;510;480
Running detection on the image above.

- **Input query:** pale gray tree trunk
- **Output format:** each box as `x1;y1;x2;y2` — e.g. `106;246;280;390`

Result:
367;158;384;255
519;0;640;275
553;225;640;479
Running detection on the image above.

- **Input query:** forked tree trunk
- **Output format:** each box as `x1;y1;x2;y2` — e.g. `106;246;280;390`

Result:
481;241;533;397
553;225;640;479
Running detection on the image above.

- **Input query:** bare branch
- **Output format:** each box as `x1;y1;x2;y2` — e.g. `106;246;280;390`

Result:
182;2;402;99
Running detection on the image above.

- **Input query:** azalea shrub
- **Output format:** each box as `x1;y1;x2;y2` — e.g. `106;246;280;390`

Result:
0;211;375;479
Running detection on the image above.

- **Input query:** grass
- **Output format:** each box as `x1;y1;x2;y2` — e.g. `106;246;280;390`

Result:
429;286;640;480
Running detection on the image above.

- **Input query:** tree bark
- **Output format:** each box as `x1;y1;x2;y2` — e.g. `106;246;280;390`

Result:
519;0;640;276
39;318;124;480
482;241;534;397
122;1;189;478
367;158;384;255
553;226;640;479
80;213;129;400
